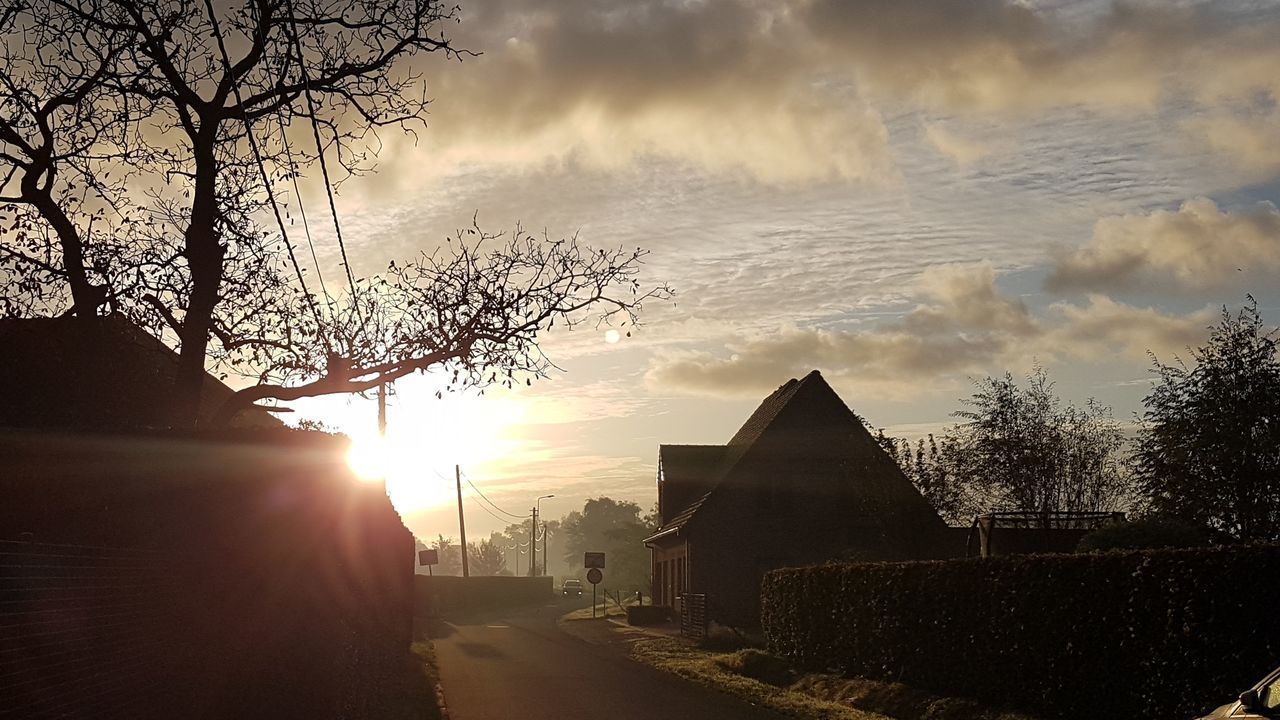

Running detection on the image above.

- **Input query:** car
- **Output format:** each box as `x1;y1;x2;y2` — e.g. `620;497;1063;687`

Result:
1199;666;1280;718
561;579;583;597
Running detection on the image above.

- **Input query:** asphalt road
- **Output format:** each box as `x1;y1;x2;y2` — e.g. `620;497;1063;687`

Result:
431;600;787;720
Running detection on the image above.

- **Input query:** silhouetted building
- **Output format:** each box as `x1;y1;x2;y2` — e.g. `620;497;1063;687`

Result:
0;314;280;431
644;370;949;627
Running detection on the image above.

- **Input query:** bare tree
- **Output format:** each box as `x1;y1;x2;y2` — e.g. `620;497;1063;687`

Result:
1;0;670;428
0;1;147;317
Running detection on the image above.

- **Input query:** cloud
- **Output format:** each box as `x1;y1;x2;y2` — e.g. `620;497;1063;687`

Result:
1186;111;1280;183
646;263;1037;398
376;0;1280;185
923;123;992;167
1047;198;1280;292
646;263;1212;400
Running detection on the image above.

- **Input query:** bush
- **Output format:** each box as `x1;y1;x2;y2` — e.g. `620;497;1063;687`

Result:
1076;517;1207;552
762;545;1280;720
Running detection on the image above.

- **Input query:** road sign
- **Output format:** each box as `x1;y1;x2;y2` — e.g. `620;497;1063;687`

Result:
418;549;439;566
584;551;605;569
586;568;602;585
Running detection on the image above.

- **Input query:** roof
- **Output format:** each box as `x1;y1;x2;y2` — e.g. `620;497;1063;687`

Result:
644;370;827;543
0;315;282;431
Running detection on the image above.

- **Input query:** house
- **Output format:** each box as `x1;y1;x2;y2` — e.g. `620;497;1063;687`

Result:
644;370;949;627
0;314;281;430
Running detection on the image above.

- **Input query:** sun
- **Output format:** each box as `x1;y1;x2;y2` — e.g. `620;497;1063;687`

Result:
341;381;529;515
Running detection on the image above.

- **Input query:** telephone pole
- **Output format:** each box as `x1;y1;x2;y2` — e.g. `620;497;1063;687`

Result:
528;506;537;577
456;465;469;577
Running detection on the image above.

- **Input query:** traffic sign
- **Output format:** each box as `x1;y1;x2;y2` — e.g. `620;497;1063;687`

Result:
586;568;602;585
418;549;439;566
584;551;605;569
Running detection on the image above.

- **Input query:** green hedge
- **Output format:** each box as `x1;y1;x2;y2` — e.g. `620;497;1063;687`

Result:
762;545;1280;719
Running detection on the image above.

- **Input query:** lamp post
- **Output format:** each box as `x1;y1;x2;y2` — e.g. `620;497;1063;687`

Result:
534;494;554;577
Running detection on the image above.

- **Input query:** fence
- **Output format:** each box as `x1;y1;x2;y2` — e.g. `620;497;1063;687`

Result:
0;540;187;719
680;593;708;640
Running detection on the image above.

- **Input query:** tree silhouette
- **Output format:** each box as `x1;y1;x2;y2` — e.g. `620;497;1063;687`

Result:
1136;299;1280;542
0;0;669;428
466;538;507;577
947;367;1132;518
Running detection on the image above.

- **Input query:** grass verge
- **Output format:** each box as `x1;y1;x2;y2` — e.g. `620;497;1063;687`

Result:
628;639;1041;720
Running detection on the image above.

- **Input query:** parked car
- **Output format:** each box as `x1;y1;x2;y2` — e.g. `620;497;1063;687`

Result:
561;579;583;597
1199;666;1280;718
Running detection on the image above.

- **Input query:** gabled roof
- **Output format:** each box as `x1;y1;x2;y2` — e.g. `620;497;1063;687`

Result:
644;370;827;543
0;315;281;431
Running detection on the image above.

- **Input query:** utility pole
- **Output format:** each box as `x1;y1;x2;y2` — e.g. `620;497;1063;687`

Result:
377;382;387;436
541;522;549;577
456;465;469;578
529;506;537;577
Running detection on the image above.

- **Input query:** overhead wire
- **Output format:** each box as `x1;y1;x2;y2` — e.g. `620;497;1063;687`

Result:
200;0;332;355
461;470;530;520
280;0;371;346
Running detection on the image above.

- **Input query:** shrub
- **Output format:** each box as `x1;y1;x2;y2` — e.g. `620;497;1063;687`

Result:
762;545;1280;720
1076;517;1207;552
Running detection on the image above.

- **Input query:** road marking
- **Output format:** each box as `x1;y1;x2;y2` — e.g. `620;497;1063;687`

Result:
485;624;510;628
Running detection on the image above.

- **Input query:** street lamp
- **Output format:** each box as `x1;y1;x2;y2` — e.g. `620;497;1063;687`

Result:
535;494;555;577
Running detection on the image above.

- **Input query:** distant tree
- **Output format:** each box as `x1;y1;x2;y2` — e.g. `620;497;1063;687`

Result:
886;432;973;525
430;534;462;577
947;367;1134;519
1136;300;1280;542
466;538;507;577
560;497;650;588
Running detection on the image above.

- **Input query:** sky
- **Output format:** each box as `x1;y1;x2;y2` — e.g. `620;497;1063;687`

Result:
287;0;1280;541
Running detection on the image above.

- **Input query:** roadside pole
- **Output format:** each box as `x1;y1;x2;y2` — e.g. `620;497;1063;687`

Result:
456;465;469;577
529;506;537;577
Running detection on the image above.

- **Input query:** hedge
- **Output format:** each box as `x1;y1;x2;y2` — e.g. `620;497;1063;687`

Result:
762;545;1280;719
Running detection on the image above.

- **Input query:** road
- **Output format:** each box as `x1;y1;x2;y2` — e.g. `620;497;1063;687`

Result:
430;600;787;720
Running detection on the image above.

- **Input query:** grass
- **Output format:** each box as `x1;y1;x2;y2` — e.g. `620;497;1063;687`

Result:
626;638;1042;720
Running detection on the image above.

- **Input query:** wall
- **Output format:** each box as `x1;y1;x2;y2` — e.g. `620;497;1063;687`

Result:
415;575;554;615
0;429;414;720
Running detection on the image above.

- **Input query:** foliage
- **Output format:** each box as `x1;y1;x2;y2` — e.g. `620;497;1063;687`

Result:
763;545;1280;720
465;538;507;576
950;367;1133;516
1136;299;1280;542
1076;517;1207;552
883;432;973;524
426;535;462;577
560;497;654;589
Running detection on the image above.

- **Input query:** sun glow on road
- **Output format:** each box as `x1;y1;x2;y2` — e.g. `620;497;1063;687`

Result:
343;385;530;515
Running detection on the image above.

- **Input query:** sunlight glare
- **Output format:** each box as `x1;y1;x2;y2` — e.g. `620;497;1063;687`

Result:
339;380;531;516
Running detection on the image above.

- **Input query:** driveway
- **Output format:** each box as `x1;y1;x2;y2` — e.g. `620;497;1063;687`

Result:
430;600;786;720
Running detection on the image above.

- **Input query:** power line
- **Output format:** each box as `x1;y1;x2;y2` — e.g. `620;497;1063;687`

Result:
200;0;332;355
281;0;370;342
461;471;530;520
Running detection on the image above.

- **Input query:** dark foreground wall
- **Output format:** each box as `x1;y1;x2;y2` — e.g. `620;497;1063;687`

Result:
415;575;554;616
0;429;414;720
763;545;1280;720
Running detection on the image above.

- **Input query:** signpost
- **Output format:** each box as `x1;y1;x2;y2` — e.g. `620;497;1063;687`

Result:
585;552;605;617
587;567;603;617
418;548;439;576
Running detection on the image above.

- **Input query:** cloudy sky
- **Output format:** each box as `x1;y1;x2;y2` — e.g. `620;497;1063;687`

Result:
292;0;1280;539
